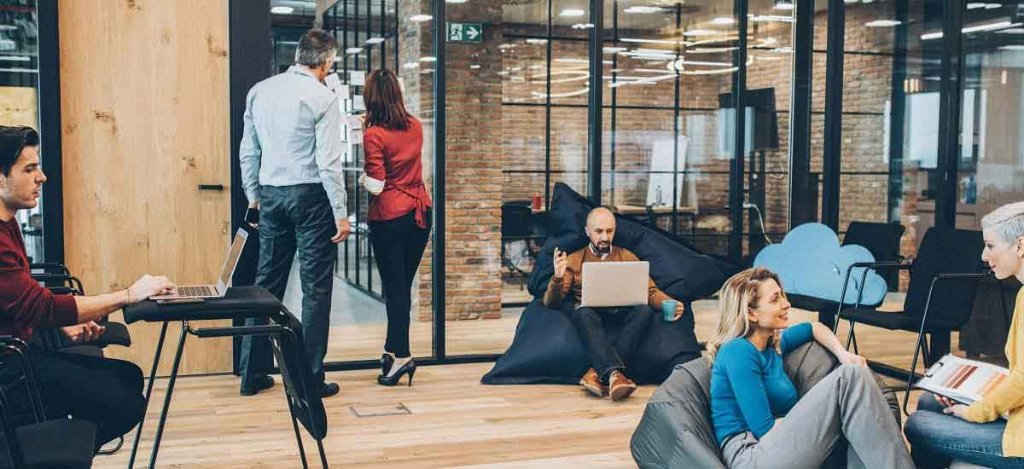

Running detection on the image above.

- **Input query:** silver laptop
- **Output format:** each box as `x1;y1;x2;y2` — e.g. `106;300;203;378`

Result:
580;261;650;308
152;229;248;300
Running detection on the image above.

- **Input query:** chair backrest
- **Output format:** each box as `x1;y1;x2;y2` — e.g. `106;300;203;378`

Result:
501;203;534;238
905;227;985;327
843;221;906;291
269;310;328;440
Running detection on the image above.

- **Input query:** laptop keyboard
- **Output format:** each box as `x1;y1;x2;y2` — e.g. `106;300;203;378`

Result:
178;285;214;297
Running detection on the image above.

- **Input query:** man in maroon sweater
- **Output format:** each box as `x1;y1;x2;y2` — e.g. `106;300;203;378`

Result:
0;125;175;451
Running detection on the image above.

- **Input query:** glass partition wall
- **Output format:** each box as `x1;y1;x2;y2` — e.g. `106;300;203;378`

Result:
305;0;991;367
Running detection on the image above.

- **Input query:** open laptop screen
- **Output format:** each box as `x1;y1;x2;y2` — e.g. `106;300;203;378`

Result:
216;229;248;292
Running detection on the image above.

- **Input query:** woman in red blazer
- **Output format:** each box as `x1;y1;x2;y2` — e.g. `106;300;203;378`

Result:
361;69;432;386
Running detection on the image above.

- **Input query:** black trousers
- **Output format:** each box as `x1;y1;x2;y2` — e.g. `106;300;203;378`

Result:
571;305;654;381
241;184;335;386
369;210;431;358
29;350;145;451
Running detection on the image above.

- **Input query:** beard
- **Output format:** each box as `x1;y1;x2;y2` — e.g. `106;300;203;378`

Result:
592;241;611;254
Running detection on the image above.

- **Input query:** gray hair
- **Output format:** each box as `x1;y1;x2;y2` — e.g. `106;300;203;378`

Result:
981;201;1024;244
295;29;337;68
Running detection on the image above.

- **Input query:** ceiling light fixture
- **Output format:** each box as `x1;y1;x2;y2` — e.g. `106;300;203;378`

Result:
711;17;735;25
366;37;385;45
773;0;794;11
270;6;294;14
865;20;901;27
345;47;363;54
410;14;433;22
560;8;586;17
624;5;664;14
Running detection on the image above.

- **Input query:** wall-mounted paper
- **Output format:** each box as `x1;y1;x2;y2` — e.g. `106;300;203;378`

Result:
325;73;342;94
350;70;366;86
353;95;365;111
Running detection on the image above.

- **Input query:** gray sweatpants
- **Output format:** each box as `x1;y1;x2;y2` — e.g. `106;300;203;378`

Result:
721;364;914;469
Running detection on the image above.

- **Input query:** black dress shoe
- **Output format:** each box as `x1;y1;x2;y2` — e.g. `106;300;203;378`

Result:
377;360;416;387
320;382;340;398
380;353;395;376
240;375;275;396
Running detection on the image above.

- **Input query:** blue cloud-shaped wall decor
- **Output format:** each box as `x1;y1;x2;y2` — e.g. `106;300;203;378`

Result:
753;223;887;306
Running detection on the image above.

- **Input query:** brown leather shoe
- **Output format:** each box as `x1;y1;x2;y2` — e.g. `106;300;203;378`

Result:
579;368;607;397
608;371;637;401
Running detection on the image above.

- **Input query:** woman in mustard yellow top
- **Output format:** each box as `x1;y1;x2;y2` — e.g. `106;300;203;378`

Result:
905;201;1024;468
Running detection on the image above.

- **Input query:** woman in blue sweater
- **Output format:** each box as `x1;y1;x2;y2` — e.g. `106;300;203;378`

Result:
708;267;913;468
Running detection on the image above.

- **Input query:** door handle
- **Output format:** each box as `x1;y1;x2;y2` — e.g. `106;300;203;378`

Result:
198;184;224;191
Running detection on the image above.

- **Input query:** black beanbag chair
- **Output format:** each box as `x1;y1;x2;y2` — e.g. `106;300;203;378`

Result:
482;184;741;385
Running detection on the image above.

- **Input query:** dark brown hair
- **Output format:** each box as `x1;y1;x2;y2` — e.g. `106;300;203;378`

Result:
364;69;411;131
0;126;39;176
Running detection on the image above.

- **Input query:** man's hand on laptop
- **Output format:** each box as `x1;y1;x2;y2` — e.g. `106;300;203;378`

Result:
332;218;352;244
128;275;176;304
553;247;568;279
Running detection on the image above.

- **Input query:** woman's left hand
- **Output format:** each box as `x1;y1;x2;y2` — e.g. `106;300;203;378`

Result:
942;404;969;420
838;351;868;367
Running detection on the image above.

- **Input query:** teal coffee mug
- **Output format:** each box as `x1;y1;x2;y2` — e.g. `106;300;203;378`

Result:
661;299;677;321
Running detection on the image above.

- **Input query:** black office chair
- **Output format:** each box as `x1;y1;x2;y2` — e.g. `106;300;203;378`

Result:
842;221;906;291
269;309;329;469
0;337;97;469
28;264;132;454
501;202;536;283
787;221;906;330
832;226;987;414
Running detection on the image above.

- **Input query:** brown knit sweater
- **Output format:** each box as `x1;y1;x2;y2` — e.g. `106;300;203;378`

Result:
543;246;671;310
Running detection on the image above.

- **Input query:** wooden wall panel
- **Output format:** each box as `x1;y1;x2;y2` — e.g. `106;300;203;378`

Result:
59;0;233;375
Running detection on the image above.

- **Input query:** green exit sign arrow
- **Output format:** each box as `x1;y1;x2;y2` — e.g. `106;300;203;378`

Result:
448;22;483;43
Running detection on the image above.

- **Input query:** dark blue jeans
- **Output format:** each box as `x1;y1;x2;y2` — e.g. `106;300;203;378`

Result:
240;184;335;386
905;392;1024;468
571;305;653;382
369;209;431;359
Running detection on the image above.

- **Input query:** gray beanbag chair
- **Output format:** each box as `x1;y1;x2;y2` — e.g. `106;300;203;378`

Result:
630;342;900;468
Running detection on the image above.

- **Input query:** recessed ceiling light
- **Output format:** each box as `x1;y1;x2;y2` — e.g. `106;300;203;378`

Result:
773;0;793;11
603;46;628;53
271;6;294;14
711;17;735;25
410;14;433;22
866;20;901;27
446;0;468;3
526;38;548;44
572;23;595;29
419;56;437;62
967;2;986;8
470;64;481;69
985;3;1002;9
560;8;586;17
624;6;663;14
403;62;420;69
345;47;363;54
366;37;385;45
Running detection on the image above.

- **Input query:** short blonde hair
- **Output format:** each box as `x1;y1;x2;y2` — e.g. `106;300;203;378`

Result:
981;202;1024;244
707;267;784;364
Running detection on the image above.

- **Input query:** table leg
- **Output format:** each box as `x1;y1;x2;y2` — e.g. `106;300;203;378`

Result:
148;322;189;469
128;321;169;469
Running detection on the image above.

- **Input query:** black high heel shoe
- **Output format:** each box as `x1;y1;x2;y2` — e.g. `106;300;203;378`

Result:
377;359;416;387
380;353;394;376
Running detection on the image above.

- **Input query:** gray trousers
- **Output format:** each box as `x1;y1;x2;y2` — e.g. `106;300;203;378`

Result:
721;364;914;469
240;184;335;386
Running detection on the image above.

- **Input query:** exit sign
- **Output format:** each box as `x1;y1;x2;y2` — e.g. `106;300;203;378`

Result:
448;23;483;43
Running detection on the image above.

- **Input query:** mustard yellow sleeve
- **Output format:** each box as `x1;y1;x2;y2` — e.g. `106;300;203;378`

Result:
964;365;1024;423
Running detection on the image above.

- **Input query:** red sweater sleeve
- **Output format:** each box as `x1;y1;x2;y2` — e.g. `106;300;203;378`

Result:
0;245;78;338
363;128;387;181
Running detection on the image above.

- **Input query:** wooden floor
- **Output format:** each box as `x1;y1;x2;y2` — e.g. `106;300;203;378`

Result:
97;297;957;468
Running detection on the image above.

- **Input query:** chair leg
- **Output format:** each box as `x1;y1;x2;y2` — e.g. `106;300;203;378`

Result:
902;329;927;416
845;321;859;354
291;412;309;469
317;438;329;468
